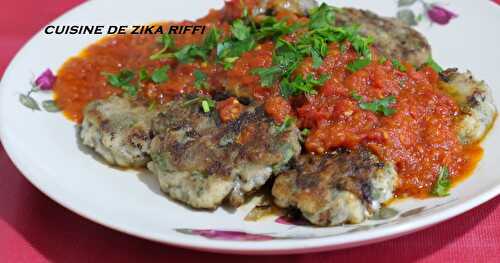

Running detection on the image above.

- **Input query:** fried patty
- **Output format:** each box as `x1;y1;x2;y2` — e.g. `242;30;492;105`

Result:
335;7;431;67
439;69;497;144
80;96;155;168
272;148;397;226
253;0;318;16
255;1;431;67
147;96;301;209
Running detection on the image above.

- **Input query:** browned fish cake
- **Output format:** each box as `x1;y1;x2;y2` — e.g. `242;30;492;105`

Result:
335;7;431;67
147;95;301;209
272;148;397;226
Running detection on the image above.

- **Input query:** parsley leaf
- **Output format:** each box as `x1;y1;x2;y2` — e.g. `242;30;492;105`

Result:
216;19;259;69
217;38;256;69
280;74;328;98
139;68;150;81
432;166;451;197
273;39;302;77
351;91;363;101
174;44;208;64
311;49;324;68
231;19;252;41
276;116;295;133
150;34;175;60
392;59;407;72
203;28;220;50
193;70;209;89
347;57;371;72
151;65;170;84
102;70;138;96
152;28;219;64
252;66;282;87
201;99;216;113
348;28;374;58
426;56;443;73
308;3;335;30
255;17;300;40
353;95;397;116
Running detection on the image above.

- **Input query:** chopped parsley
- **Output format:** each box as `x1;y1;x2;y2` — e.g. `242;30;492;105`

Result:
216;38;256;69
101;70;138;96
280;74;329;98
193;70;209;89
151;65;170;84
351;91;363;101
203;28;220;50
174;44;208;64
426;56;443;73
216;19;256;69
379;57;388;64
150;34;175;60
151;28;220;63
273;39;302;77
139;68;150;81
146;3;376;99
201;99;216;113
301;128;310;136
231;19;252;41
255;17;300;40
252;66;282;87
353;93;397;116
347;57;371;72
276;116;295;133
308;3;335;30
432;166;451;197
392;59;407;72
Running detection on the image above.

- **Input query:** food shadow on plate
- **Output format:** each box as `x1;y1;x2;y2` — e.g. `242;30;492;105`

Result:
74;126;113;167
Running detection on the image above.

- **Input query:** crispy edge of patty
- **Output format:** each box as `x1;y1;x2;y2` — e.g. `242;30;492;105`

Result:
147;97;301;209
336;7;432;67
272;148;397;226
80;95;155;168
439;68;497;145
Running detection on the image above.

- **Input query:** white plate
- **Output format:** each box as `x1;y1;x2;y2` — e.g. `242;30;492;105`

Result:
1;0;499;255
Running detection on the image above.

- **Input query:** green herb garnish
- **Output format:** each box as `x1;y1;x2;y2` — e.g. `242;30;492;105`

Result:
276;116;295;133
426;56;443;73
102;70;138;96
151;65;170;84
392;59;407;72
308;3;335;30
432;166;451;197
174;44;208;64
252;66;282;87
194;70;209;89
347;57;372;72
151;28;220;63
255;17;300;40
351;91;363;101
231;19;252;41
150;34;175;60
280;74;329;98
353;94;397;116
201;99;216;113
139;68;150;81
203;28;220;50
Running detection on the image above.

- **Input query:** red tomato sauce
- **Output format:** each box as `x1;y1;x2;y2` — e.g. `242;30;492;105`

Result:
53;0;482;198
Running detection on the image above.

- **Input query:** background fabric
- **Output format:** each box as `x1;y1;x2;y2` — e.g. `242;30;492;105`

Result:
0;1;499;262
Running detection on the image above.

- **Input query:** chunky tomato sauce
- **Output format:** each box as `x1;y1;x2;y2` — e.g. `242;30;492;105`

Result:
54;0;482;197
